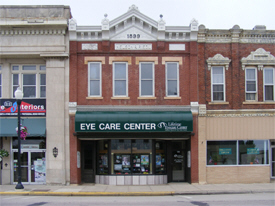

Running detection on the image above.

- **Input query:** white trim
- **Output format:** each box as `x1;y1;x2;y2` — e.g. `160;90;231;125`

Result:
211;66;225;102
263;67;275;101
0;65;2;98
139;62;154;97
112;62;128;97
165;62;179;97
245;67;258;101
88;62;102;97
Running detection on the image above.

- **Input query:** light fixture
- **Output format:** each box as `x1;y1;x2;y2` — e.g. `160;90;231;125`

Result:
15;87;24;189
53;147;58;158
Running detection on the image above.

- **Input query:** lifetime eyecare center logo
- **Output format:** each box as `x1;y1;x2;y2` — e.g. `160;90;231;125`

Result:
79;121;188;132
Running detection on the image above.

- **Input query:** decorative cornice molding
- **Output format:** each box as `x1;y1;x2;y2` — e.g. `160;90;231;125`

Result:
241;48;275;70
0;29;66;36
206;54;231;70
199;113;275;117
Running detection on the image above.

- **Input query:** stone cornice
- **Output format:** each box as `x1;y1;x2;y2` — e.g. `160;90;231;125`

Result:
0;28;67;36
199;108;275;117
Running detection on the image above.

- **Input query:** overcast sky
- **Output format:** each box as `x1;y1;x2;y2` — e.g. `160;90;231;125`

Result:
2;0;275;30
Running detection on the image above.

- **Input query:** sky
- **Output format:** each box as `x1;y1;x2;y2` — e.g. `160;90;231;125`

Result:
1;0;275;30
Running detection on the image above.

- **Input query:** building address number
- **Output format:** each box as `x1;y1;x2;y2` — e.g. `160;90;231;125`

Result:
127;34;140;39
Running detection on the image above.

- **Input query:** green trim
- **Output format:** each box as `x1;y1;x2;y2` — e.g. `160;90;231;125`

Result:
75;111;193;133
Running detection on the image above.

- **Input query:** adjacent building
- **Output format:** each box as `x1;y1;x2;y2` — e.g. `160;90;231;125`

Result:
197;24;275;183
0;5;71;185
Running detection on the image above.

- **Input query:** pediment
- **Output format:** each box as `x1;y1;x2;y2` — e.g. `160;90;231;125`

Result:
206;54;231;70
241;48;275;70
110;25;157;41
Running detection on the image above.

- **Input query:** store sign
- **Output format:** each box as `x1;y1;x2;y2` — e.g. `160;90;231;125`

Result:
219;148;232;155
77;121;189;132
247;148;259;154
0;99;46;117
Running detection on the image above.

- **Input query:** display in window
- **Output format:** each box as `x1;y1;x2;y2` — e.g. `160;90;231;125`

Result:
141;155;149;165
122;155;130;166
98;154;108;174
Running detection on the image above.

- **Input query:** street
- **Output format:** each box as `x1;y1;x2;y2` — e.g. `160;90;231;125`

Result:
0;193;274;206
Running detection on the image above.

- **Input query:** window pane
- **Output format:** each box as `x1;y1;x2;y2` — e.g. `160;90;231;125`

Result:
246;93;256;100
264;69;273;84
167;80;177;95
90;80;100;96
246;69;256;80
207;141;237;165
265;85;274;101
115;80;126;96
40;86;46;98
212;67;224;84
40;74;46;85
12;66;19;71
213;92;224;101
97;140;108;175
40;65;46;70
141;80;153;95
167;63;177;79
111;140;131;174
239;140;269;165
90;63;100;79
0;73;1;85
213;85;223;92
23;74;36;85
23;65;36;70
141;63;153;79
114;63;126;79
13;74;19;85
246;81;256;91
23;87;36;97
155;141;166;174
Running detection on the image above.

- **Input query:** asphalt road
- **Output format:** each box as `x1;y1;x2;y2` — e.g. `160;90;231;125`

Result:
0;193;274;206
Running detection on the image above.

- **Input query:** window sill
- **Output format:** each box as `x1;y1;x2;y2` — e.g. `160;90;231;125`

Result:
138;97;157;100
164;97;181;100
86;97;103;100
243;101;275;105
208;102;229;105
111;97;130;100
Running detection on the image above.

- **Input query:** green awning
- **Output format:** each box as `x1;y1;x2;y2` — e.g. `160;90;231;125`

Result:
0;118;46;137
75;111;193;132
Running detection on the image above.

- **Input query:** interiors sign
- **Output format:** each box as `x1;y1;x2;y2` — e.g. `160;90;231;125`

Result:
76;121;189;132
0;99;46;117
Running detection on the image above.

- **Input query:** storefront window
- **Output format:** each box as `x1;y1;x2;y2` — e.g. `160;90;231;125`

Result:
97;140;108;174
155;141;166;174
239;140;269;165
207;141;237;165
111;139;152;175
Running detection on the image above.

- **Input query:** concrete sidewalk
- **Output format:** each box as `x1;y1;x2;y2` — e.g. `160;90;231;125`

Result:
0;183;274;196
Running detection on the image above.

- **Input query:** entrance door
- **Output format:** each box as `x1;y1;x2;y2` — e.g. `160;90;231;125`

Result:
81;141;95;183
170;141;186;182
272;146;275;178
13;150;46;184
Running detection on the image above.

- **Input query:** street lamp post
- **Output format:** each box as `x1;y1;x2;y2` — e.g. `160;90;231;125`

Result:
15;87;24;189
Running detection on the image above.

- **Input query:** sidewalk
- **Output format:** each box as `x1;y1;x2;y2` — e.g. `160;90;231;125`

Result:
0;182;274;196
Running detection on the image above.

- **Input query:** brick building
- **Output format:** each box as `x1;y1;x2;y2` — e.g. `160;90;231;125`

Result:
197;24;275;183
69;5;200;185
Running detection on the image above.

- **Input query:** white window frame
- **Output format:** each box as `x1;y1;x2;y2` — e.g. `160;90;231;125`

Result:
165;62;179;97
113;62;128;97
245;67;257;101
263;67;275;101
88;62;102;97
11;65;46;98
211;66;225;102
139;62;154;97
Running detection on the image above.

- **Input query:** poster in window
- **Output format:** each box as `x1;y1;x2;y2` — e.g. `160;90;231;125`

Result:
141;155;149;165
156;155;161;166
114;164;122;171
122;155;130;166
34;158;46;182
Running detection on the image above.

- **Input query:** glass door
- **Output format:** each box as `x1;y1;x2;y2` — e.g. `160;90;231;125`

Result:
272;147;275;178
13;150;46;184
171;141;186;182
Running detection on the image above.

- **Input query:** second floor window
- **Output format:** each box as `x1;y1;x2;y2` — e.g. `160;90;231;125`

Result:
166;62;179;96
245;68;257;101
140;62;154;97
88;62;102;97
113;62;128;97
211;66;225;101
12;65;46;98
264;68;274;101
